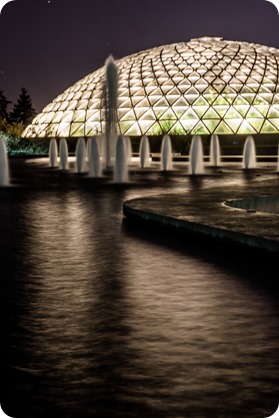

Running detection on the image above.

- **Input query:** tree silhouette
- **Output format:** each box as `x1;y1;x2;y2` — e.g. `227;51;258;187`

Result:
0;89;11;122
10;87;36;126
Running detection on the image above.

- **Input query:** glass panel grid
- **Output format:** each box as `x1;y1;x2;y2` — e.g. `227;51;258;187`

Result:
22;37;279;137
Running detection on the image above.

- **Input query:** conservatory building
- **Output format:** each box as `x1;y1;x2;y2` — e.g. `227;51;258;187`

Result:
22;37;279;139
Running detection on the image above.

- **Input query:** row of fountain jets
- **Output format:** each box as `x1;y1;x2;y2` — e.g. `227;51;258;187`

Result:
48;133;262;181
0;133;278;187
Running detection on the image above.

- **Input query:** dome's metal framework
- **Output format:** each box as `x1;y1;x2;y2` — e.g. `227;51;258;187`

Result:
22;37;279;138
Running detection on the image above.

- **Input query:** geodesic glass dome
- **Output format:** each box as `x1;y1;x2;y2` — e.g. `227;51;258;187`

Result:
22;37;279;138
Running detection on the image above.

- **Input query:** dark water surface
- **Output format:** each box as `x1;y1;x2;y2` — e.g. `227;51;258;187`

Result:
1;159;279;418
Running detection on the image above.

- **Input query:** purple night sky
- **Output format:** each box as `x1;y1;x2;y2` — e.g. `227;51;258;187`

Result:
0;0;279;113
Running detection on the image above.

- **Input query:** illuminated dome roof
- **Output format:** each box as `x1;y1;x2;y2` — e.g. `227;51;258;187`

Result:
23;37;279;138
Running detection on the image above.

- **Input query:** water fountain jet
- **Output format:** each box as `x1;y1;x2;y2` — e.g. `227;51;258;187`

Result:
209;134;221;166
75;137;87;173
243;135;256;169
160;134;173;171
0;137;10;186
114;135;128;183
104;55;118;168
139;135;151;168
88;137;102;177
49;138;58;167
189;136;204;175
125;136;132;164
59;138;69;170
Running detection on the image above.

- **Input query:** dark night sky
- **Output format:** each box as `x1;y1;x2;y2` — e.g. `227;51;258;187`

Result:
0;0;279;113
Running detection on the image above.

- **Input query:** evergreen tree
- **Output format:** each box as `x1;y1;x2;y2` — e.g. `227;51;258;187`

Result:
10;87;36;126
0;89;11;122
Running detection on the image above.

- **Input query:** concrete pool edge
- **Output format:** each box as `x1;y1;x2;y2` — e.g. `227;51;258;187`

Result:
123;180;279;254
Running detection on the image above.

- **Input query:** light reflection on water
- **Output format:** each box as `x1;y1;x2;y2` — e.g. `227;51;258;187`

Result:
1;170;279;418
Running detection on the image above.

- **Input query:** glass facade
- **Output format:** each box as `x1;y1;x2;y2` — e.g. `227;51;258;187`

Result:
22;37;279;138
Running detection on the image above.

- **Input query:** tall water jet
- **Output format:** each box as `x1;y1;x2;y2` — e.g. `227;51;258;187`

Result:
59;138;69;170
243;135;256;169
160;134;173;171
0;136;9;186
49;138;58;167
125;136;132;164
209;134;221;166
189;135;204;175
139;135;151;168
114;135;128;183
86;137;92;162
88;137;102;177
75;137;87;173
104;55;118;168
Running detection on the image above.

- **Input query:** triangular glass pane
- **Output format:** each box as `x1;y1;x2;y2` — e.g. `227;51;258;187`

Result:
195;83;208;93
203;119;220;133
267;106;279;118
61;111;74;124
147;122;163;135
180;108;199;120
119;109;135;121
52;112;64;123
185;86;199;96
224;107;242;119
237;121;257;134
85;122;99;136
193;96;209;107
152;97;169;107
138;109;157;121
241;94;256;104
240;86;254;94
192;121;210;135
134;107;150;119
169;121;186;135
168;87;182;96
233;96;250;106
253;105;269;117
159;109;177;120
161;85;176;94
234;105;250;117
225;119;243;133
246;107;265;119
76;100;88;110
57;123;71;136
192;106;208;117
150;87;162;96
203;108;220;119
119;121;135;134
214;121;233;134
173;97;189;107
214;105;230;117
260;120;279;133
259;93;273;104
246;119;264;132
222;85;237;94
179;119;199;133
119;99;132;108
73;110;86;123
125;123;142;136
149;96;163;106
70;123;85;137
213;96;230;106
264;119;279;131
158;120;176;133
203;86;219;95
253;95;269;105
135;98;150;107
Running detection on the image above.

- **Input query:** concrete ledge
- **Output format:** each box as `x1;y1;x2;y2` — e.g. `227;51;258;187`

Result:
123;177;279;254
